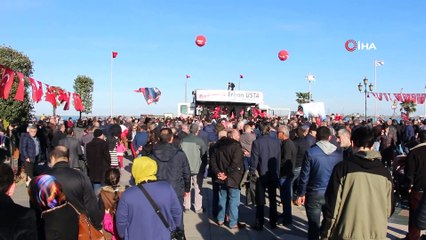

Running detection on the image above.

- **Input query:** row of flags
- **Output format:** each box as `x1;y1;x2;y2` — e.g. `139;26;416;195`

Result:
0;65;84;111
368;92;426;104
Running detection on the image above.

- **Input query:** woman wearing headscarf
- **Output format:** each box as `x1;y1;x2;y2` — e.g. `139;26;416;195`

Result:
115;156;182;240
28;174;79;240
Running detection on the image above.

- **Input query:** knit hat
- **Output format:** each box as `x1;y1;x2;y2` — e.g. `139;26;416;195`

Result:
132;156;157;184
93;129;103;138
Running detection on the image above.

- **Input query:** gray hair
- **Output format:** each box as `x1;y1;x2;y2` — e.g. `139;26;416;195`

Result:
278;125;290;137
337;128;350;138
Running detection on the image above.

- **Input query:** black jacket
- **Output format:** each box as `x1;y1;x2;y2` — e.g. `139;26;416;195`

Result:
0;193;38;240
151;143;191;197
405;143;426;191
86;137;111;183
48;161;103;230
41;203;79;240
293;136;311;168
210;137;244;189
416;193;426;229
280;138;297;177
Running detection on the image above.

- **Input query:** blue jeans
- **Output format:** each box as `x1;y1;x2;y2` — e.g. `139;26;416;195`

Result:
217;185;240;227
92;182;102;196
243;156;250;172
279;176;294;223
305;192;326;240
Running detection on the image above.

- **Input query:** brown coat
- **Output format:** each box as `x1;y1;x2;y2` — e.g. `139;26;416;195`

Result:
99;185;125;214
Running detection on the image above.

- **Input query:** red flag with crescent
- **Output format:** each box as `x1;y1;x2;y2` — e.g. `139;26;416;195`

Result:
0;68;15;99
45;86;57;107
29;78;38;102
14;72;25;101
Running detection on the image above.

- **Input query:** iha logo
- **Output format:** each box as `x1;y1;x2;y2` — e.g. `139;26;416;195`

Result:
345;39;376;51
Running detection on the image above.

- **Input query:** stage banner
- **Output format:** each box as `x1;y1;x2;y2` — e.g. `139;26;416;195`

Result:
195;90;263;104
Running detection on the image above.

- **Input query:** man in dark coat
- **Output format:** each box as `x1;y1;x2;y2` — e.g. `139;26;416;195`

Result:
58;127;83;170
0;163;37;239
151;127;191;206
48;146;103;230
293;124;312;197
296;127;343;240
20;125;41;179
210;129;245;229
250;123;281;230
51;124;66;149
86;129;111;193
277;125;297;225
405;130;426;240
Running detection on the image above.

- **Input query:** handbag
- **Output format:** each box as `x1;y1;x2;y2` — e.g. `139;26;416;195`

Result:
137;184;185;240
68;203;105;240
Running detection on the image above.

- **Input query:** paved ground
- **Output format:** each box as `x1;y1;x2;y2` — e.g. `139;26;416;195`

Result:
12;156;412;240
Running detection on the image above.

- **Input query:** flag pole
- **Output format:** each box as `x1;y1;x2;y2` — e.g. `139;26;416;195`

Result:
374;60;377;120
185;77;187;103
110;53;113;117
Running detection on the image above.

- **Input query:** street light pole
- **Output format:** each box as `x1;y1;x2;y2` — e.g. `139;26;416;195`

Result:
306;73;315;102
391;100;397;118
358;77;374;122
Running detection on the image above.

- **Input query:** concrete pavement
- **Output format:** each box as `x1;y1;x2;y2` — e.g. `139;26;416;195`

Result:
12;156;411;240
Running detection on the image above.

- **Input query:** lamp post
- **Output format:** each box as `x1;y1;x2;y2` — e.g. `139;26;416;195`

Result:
306;73;315;102
391;100;397;118
358;77;374;122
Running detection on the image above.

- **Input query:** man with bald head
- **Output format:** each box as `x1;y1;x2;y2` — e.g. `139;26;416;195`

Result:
210;129;245;229
48;146;103;230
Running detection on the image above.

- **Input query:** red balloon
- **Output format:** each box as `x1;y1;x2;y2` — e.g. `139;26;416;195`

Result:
195;35;206;47
278;50;289;61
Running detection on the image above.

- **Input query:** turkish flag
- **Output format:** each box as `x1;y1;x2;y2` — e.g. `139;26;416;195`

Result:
14;72;25;101
36;81;43;102
112;51;118;58
63;92;71;110
29;78;38;102
0;68;16;99
57;88;67;103
73;93;84;111
186;75;191;79
45;86;57;107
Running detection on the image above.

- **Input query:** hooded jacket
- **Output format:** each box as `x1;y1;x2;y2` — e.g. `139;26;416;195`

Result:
210;137;244;189
298;140;342;195
321;151;395;240
151;143;191;196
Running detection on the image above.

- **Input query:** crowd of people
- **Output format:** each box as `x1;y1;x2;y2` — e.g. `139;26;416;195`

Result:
1;114;426;239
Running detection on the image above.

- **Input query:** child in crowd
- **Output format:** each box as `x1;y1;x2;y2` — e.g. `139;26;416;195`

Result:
116;139;127;169
99;168;126;240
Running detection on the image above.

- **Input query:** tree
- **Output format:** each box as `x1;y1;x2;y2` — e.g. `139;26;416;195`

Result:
73;75;94;119
400;100;416;118
0;46;34;124
295;92;311;104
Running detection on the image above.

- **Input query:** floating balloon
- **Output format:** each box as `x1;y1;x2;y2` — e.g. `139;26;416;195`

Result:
195;35;206;47
278;50;289;61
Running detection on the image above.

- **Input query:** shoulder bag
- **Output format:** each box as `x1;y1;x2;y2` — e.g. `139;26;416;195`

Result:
137;184;185;240
68;203;105;240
